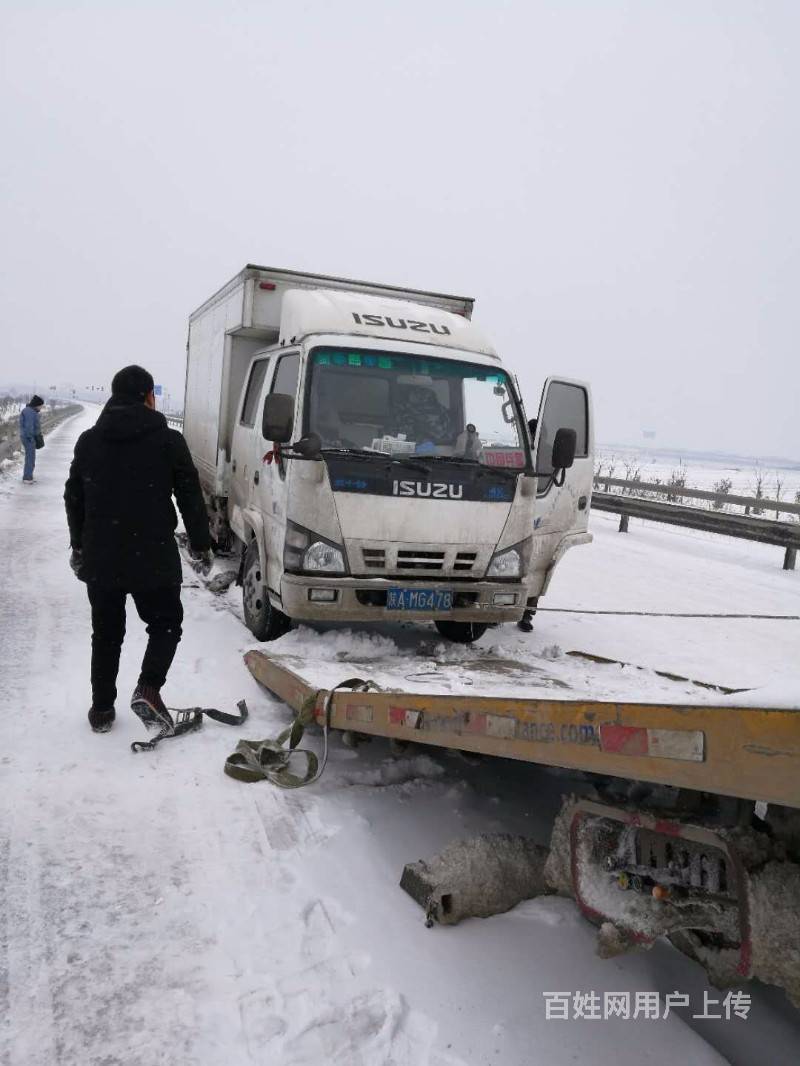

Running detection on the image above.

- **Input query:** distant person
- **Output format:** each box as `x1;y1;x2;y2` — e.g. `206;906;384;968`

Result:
19;394;44;483
64;365;213;734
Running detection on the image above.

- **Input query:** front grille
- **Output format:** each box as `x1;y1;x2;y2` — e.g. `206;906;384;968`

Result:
356;544;487;577
397;550;445;571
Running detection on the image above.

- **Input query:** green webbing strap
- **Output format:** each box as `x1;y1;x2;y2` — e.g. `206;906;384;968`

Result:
223;677;380;788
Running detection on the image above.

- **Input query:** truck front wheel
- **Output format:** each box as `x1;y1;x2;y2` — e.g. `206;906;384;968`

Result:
434;621;488;644
242;540;290;641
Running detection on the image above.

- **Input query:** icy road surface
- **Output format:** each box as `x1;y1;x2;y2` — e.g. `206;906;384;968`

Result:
1;407;798;1066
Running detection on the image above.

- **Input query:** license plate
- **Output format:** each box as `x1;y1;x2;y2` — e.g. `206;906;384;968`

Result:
386;588;453;611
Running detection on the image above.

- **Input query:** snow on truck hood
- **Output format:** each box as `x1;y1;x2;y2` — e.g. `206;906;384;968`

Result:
279;287;498;358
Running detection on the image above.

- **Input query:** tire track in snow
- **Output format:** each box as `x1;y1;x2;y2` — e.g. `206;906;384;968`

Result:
0;416;90;1065
1;825;58;1066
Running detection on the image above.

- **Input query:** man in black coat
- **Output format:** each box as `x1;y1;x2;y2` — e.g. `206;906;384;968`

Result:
64;365;212;734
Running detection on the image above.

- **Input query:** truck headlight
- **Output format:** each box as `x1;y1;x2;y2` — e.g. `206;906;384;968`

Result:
304;541;345;573
284;521;348;574
486;536;531;580
487;546;521;578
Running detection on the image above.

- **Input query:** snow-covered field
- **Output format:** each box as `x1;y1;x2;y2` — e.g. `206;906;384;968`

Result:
1;408;798;1066
596;443;800;511
0;402;23;469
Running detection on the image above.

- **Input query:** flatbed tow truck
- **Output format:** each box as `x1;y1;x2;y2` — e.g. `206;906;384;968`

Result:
244;645;800;1007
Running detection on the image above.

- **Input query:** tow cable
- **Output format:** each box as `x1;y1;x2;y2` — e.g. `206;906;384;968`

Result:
224;677;381;788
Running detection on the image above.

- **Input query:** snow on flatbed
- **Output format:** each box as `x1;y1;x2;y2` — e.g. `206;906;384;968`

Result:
1;408;798;1066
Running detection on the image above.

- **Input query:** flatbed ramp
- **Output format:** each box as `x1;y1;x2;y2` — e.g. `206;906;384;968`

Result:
245;649;800;808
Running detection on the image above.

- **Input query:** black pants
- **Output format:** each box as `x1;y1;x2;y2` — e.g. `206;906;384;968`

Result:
87;584;184;709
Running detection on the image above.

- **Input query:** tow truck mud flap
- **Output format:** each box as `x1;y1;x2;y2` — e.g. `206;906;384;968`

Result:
546;798;800;1008
401;834;550;927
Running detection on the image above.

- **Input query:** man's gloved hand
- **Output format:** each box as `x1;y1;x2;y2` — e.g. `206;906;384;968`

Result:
190;548;214;576
69;549;85;581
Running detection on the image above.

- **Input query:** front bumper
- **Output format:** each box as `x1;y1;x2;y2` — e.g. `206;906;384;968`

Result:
278;574;530;623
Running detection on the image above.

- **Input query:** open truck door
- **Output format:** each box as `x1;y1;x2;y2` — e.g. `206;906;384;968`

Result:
530;377;593;595
234;350;302;642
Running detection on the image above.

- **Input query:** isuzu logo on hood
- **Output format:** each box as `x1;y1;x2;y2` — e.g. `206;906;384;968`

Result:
325;456;514;502
393;480;463;499
352;312;451;335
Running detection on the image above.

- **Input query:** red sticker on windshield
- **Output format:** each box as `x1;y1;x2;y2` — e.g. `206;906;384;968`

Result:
483;449;525;468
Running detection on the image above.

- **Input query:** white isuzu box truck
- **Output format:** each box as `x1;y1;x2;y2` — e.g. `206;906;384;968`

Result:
183;265;592;643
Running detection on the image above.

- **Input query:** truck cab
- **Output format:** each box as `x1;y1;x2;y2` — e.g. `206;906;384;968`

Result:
183;266;592;643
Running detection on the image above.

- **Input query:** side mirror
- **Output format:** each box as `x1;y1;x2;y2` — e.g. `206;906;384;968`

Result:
527;417;538;440
262;393;294;443
552;427;577;470
292;432;322;459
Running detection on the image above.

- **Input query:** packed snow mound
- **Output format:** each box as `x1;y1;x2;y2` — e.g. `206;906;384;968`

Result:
269;626;405;662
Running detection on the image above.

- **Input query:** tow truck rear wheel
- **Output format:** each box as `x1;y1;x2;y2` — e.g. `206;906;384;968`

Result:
434;621;488;644
242;539;290;641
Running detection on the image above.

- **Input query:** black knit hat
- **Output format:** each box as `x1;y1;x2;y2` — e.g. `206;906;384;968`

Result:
29;394;44;408
111;365;155;401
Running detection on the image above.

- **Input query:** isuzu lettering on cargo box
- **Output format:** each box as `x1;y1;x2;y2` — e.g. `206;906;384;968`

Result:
182;264;593;643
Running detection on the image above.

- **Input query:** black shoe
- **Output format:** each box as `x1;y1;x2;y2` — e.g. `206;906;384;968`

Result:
517;610;534;634
88;705;115;733
130;685;174;734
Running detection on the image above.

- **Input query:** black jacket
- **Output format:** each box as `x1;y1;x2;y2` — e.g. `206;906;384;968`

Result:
64;399;211;588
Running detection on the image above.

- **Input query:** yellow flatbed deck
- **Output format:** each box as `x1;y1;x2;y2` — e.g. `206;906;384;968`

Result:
245;649;800;809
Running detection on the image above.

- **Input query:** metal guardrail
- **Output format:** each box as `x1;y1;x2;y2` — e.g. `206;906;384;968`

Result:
594;475;800;518
592;489;800;570
165;414;184;430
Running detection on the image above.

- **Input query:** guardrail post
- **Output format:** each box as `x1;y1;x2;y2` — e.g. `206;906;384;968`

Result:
618;514;629;533
784;547;797;571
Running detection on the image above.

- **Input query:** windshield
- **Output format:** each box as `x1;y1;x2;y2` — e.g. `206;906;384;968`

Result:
306;347;528;468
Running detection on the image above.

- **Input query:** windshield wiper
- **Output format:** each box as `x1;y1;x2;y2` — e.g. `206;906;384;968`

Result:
423;454;524;478
321;447;527;479
320;447;431;476
387;455;431;475
319;447;373;459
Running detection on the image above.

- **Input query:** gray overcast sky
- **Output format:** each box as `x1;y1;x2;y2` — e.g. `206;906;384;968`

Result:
1;0;798;457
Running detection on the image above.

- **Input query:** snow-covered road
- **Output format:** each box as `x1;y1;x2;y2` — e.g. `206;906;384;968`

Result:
1;408;798;1066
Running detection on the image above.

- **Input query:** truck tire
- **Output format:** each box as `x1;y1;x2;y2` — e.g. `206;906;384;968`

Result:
434;620;488;644
242;539;290;641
